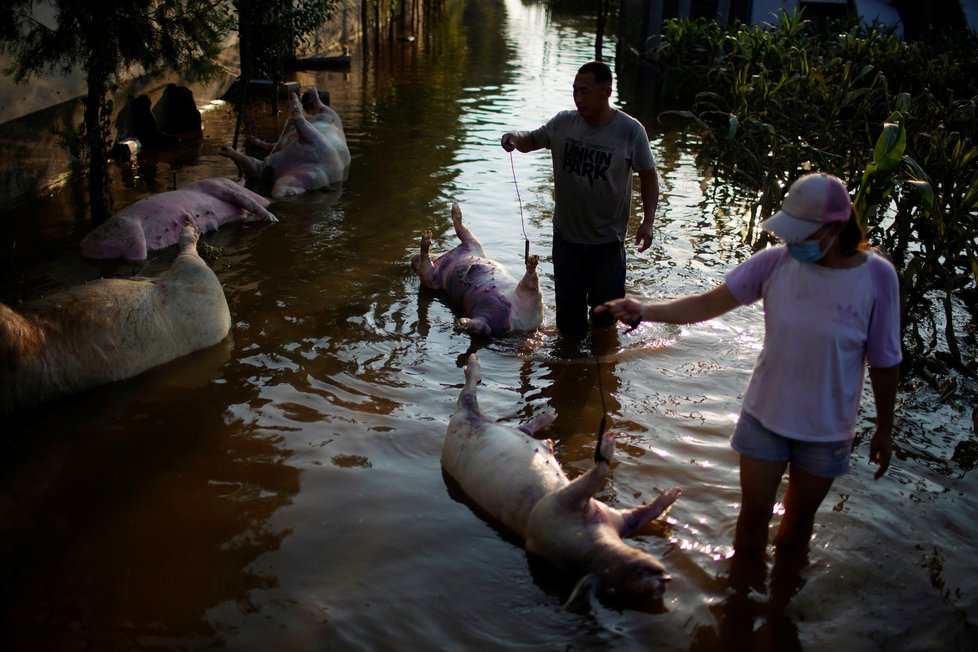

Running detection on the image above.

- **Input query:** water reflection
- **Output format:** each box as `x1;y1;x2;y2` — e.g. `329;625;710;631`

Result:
2;0;977;650
527;330;623;455
0;337;297;650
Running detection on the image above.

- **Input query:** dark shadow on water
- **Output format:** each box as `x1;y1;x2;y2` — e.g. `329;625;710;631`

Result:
521;325;624;460
266;183;344;220
440;466;526;550
0;335;300;651
689;548;808;652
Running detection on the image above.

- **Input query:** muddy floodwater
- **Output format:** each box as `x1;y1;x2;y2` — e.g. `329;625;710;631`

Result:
1;1;976;650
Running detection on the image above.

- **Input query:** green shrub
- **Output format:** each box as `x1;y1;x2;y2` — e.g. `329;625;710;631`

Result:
653;10;978;380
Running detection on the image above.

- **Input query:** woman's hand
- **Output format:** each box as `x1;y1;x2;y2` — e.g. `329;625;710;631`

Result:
869;428;892;480
595;297;646;326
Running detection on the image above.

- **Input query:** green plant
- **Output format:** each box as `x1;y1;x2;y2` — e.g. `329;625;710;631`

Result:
0;0;236;221
652;10;978;382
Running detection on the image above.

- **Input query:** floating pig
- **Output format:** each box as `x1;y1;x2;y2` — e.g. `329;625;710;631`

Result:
220;87;350;199
79;176;278;261
442;354;682;602
1;223;231;417
412;202;543;335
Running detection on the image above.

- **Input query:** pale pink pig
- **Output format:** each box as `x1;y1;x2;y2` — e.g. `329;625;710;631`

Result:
412;202;543;335
79;176;277;261
442;354;682;602
2;223;231;416
220;87;350;199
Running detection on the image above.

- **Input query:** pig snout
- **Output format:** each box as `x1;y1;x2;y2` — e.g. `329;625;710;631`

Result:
600;556;671;599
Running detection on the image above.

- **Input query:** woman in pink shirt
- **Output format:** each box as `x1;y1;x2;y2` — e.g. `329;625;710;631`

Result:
597;173;901;558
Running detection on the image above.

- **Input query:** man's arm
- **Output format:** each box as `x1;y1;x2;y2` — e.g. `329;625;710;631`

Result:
634;167;660;252
501;131;542;153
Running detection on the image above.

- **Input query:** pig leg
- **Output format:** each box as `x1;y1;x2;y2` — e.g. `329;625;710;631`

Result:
518;254;541;293
245;135;276;153
288;94;324;146
219;146;266;179
415;230;440;289
518;411;557;437
456;353;483;415
302;86;328;112
552;432;617;512
197;180;278;223
177;221;200;253
553;433;681;529
450;202;482;248
457;316;492;336
226;193;278;223
618;487;683;537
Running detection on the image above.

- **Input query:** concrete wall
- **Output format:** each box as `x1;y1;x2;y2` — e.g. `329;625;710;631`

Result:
0;0;361;207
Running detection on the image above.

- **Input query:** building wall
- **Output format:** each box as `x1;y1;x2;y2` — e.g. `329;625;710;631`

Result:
0;1;361;207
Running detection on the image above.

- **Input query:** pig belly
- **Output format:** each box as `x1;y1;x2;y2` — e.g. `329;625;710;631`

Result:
442;416;568;537
80;188;253;260
78;215;147;260
2;236;231;415
444;261;519;333
2;282;227;415
275;141;346;183
117;193;229;248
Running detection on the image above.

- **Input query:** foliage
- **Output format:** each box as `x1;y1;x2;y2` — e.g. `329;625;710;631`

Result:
0;0;236;221
0;1;235;84
653;10;978;380
234;0;338;81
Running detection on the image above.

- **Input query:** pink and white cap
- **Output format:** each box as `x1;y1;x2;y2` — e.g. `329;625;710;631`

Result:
761;173;852;243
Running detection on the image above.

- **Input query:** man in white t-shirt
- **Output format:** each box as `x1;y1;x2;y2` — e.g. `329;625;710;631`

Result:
502;61;660;335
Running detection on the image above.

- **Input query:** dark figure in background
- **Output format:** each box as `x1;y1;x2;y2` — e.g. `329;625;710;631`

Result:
153;84;202;135
117;94;179;147
501;60;660;335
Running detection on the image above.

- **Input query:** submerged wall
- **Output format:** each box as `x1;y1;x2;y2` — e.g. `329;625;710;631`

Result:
0;0;361;207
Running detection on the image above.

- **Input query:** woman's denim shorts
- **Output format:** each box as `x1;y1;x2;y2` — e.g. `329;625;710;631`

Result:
731;411;852;478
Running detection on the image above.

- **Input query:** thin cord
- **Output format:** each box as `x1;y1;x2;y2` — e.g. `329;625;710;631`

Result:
508;149;607;459
593;354;610;463
268;116;293;156
509;150;530;262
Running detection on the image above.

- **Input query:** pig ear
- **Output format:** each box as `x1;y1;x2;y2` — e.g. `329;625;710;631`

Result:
563;573;598;613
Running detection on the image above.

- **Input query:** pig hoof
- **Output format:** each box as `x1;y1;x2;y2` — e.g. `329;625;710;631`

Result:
463;353;481;386
178;223;200;249
597;432;616;464
451;202;462;226
421;230;432;253
526;254;539;271
458;317;491;335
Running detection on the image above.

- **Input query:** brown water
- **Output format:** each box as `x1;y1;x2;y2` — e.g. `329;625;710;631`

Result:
2;1;976;650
